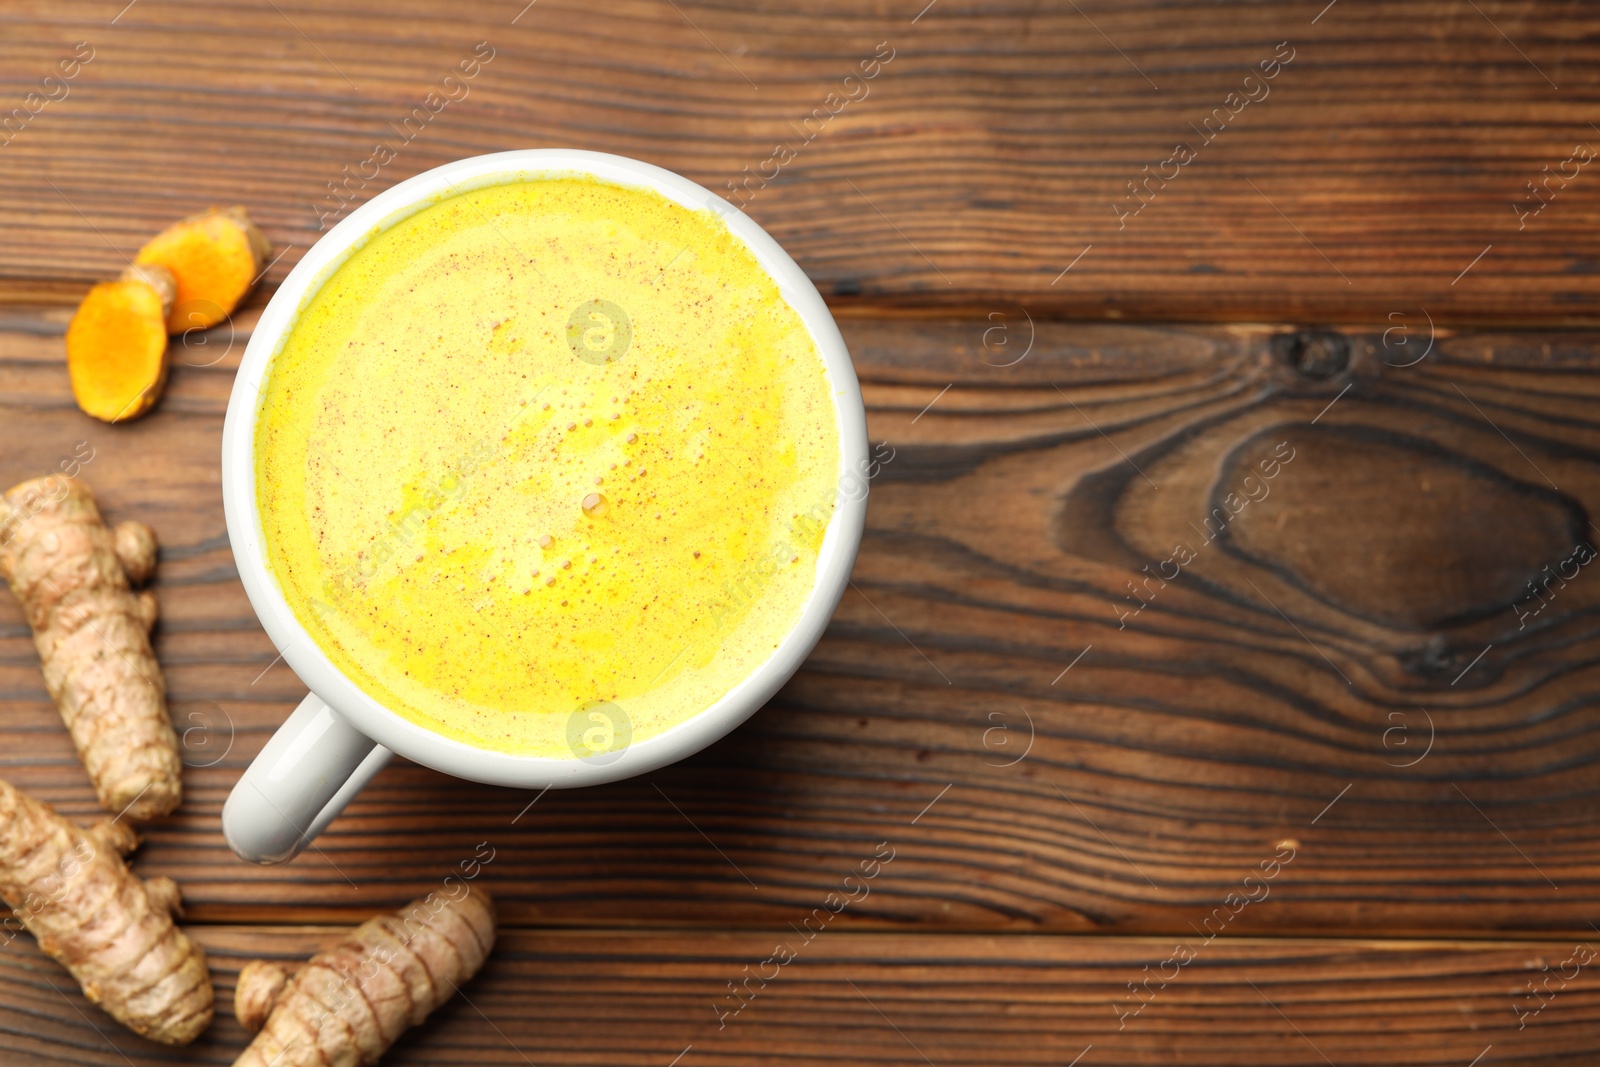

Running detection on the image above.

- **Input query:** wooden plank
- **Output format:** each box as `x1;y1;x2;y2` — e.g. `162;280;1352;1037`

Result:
5;311;1600;936
2;2;1600;322
2;927;1596;1066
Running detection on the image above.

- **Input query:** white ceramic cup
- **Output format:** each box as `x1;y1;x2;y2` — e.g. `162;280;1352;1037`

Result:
220;150;867;864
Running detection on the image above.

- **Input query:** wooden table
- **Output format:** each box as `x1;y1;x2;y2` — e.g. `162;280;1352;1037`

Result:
4;1;1600;1062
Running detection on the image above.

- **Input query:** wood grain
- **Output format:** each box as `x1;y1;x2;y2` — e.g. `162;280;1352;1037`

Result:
5;309;1600;938
4;1;1600;322
6;927;1600;1066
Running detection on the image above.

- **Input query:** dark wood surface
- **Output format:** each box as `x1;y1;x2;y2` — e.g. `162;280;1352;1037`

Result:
8;306;1600;1062
4;0;1600;323
8;1;1600;1064
8;928;1600;1066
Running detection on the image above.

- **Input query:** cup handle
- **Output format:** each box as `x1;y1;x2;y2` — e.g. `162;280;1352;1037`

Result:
222;691;392;864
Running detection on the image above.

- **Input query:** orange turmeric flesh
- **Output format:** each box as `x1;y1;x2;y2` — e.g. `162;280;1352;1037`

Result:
65;266;173;423
136;207;269;332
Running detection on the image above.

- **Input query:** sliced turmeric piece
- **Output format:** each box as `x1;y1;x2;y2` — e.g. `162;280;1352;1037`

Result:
233;883;496;1066
0;476;182;822
0;778;213;1044
65;263;174;423
135;206;270;332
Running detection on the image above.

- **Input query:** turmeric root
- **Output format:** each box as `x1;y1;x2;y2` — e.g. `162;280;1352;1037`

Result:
0;778;213;1044
65;263;175;423
136;207;270;332
0;477;181;821
233;883;496;1066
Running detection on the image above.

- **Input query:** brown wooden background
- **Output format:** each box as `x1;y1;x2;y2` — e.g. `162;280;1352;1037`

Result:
6;1;1600;1063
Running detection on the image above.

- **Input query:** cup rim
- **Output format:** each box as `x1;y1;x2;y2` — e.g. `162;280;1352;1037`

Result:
221;149;867;789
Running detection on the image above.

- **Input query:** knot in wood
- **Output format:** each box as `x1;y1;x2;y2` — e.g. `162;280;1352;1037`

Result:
1275;329;1349;380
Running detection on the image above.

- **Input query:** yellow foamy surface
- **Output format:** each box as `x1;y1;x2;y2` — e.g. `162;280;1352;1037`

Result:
255;177;838;757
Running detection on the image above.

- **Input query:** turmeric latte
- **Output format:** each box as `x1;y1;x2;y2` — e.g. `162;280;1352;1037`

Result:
255;178;839;757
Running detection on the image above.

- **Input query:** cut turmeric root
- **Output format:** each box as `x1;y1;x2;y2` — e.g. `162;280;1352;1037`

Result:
67;207;269;422
65;264;174;423
0;778;213;1044
0;477;182;822
233;883;496;1066
135;206;270;332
